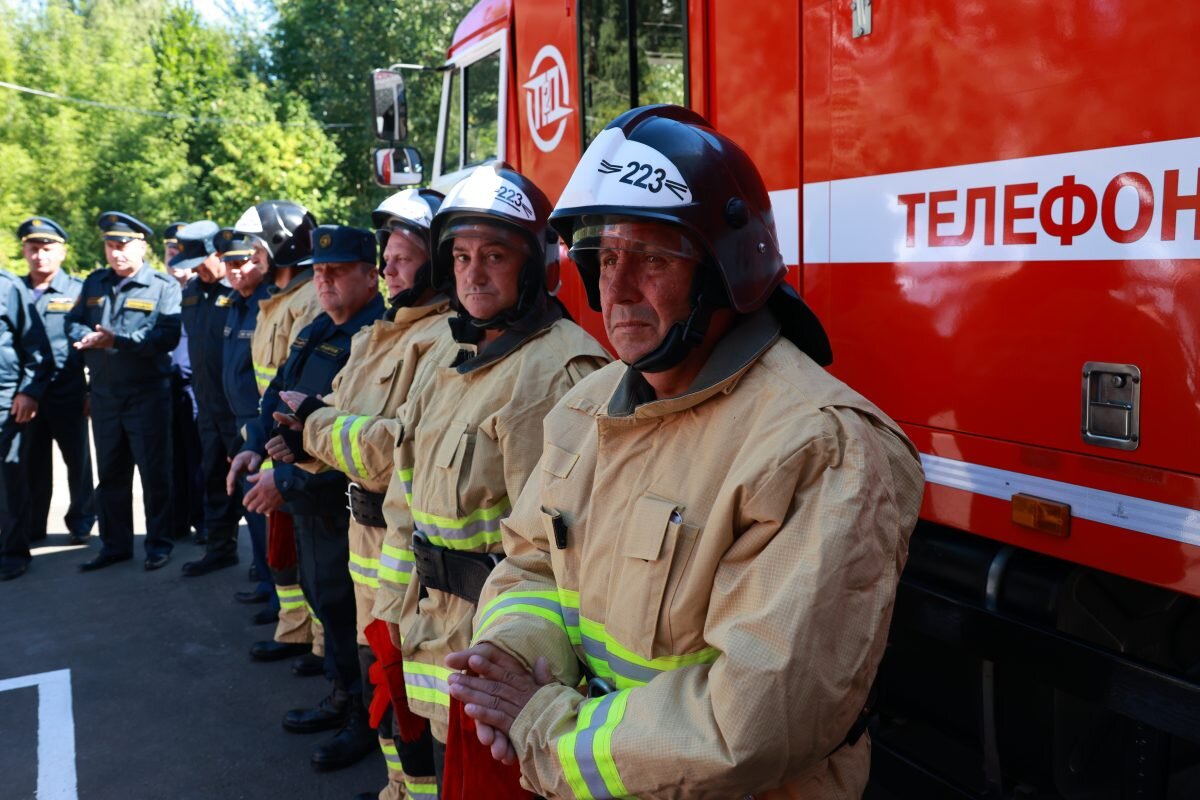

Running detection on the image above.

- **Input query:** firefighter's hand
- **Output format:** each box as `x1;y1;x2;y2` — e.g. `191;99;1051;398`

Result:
12;393;38;424
446;644;555;762
243;469;284;514
74;325;115;350
227;450;263;496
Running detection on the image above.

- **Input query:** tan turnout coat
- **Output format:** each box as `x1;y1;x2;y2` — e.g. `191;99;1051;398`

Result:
475;310;925;800
376;309;609;741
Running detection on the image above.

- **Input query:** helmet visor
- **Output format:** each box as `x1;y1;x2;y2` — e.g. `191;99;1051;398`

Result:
439;216;530;256
568;215;704;265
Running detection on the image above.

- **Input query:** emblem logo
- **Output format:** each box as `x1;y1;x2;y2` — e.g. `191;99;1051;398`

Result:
319;234;332;248
32;220;42;227
223;230;233;240
523;45;573;153
107;215;117;224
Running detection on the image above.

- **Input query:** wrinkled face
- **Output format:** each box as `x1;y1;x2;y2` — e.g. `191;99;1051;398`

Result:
227;256;265;294
195;253;224;284
104;238;147;277
596;222;699;364
313;261;377;319
382;228;429;299
451;233;524;321
22;241;66;274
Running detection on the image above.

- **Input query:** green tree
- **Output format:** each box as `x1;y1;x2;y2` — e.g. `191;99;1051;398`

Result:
268;0;475;220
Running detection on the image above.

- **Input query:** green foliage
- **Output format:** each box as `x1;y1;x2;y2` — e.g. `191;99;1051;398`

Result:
0;0;343;275
268;0;477;219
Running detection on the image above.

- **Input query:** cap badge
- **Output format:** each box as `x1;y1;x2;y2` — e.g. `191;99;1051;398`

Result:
107;215;117;223
223;230;233;240
319;234;332;248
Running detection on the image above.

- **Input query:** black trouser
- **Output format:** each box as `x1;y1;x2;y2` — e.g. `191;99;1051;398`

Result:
26;397;95;541
91;389;174;559
170;379;203;539
198;412;244;556
0;416;32;565
294;509;359;693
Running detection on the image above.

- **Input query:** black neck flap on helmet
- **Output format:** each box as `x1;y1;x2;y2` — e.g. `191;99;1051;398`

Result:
550;104;832;371
373;188;443;312
428;165;559;345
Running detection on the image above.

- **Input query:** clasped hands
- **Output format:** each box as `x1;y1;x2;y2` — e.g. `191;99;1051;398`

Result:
444;643;555;765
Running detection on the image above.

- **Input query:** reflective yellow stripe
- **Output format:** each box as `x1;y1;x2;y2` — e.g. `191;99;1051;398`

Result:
332;415;353;476
410;495;511;551
348;415;369;478
252;361;276;390
378;543;414;586
304;599;321;626
276;585;306;610
402;660;452;707
348;550;381;588
557;689;632;799
405;778;438;799
260;459;274;471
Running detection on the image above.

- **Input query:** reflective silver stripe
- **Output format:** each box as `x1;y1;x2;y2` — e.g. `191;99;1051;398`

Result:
581;634;662;685
336;415;359;477
413;515;503;542
379;553;413;573
348;562;379;580
576;692;619;799
477;594;564;629
405;671;449;693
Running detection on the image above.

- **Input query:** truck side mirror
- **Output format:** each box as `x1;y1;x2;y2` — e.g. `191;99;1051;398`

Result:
371;69;407;142
373;147;423;187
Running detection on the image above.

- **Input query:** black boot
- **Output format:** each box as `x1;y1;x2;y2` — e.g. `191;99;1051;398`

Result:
283;688;351;734
310;700;376;771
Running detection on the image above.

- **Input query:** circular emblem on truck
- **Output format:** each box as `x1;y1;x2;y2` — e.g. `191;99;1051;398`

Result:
523;45;574;153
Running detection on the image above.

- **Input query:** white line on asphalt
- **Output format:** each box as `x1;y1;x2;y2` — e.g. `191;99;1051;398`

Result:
0;669;78;800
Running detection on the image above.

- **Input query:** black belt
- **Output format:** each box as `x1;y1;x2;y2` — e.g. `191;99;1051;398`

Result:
411;533;502;604
346;484;386;528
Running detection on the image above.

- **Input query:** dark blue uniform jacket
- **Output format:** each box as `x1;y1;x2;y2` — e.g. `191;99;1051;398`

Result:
222;283;269;430
181;276;235;424
242;293;385;514
65;262;182;397
0;270;53;422
26;269;86;407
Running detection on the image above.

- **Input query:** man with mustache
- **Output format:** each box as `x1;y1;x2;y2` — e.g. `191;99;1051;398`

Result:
446;106;925;800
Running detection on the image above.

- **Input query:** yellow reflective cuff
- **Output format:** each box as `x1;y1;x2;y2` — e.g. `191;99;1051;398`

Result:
556;690;633;799
349;415;370;478
260;459;274;471
402;660;452;707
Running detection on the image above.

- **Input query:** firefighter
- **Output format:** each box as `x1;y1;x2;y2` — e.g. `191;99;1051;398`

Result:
265;189;449;798
16;216;95;547
164;220;205;544
233;200;326;669
228;225;386;771
171;221;252;579
0;248;54;581
372;164;609;795
69;212;182;572
217;228;276;608
443;106;925;800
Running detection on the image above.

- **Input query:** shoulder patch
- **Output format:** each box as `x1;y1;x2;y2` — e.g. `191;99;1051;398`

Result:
223;326;232;337
291;337;308;350
238;329;254;339
216;295;232;307
125;298;155;312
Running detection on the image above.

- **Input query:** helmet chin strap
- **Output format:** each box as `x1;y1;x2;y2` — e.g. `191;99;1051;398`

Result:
449;252;546;344
388;261;432;310
629;265;723;374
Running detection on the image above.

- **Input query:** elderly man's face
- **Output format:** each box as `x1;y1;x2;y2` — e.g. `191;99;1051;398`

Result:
451;232;524;321
596;222;699;364
23;241;66;274
105;238;147;277
227;257;265;295
382;229;429;299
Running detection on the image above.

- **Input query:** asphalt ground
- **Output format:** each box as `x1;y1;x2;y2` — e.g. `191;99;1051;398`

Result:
0;452;383;800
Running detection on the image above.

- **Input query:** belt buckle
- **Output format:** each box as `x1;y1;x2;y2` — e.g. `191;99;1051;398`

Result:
346;481;367;515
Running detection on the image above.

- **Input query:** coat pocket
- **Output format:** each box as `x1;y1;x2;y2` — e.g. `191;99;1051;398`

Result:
605;494;700;659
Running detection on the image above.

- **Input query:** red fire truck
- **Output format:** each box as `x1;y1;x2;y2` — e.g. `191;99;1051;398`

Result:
370;1;1200;796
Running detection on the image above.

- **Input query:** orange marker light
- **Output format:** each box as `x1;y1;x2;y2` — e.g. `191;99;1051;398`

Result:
1011;493;1072;538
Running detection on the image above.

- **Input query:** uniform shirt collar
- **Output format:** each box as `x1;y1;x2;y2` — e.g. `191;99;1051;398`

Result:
108;262;154;287
25;268;72;294
330;292;386;335
607;309;781;418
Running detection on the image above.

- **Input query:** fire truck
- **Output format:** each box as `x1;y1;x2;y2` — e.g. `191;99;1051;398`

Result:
369;1;1200;796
